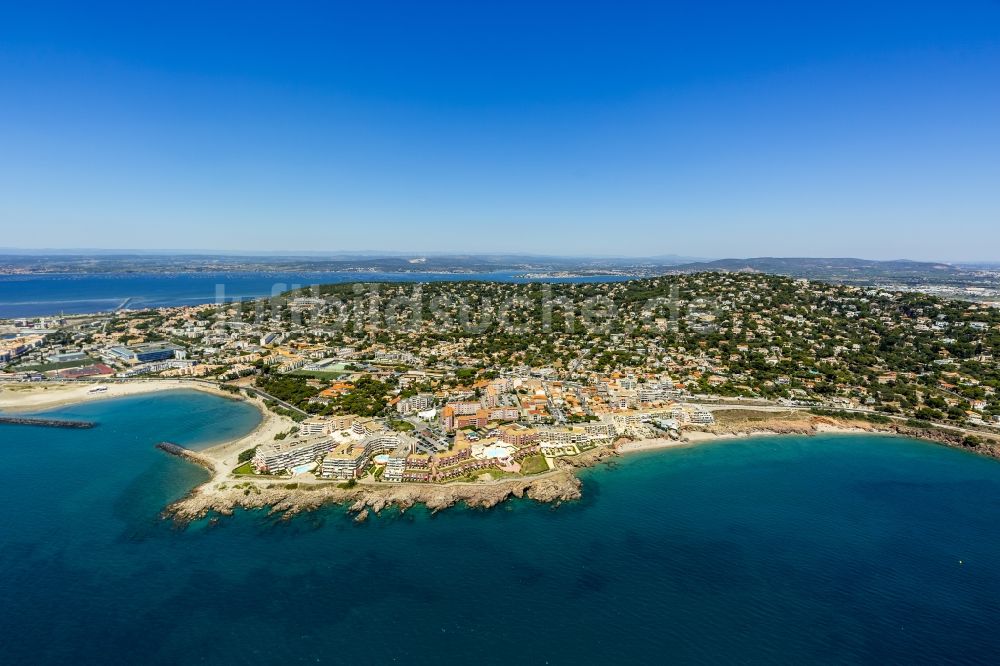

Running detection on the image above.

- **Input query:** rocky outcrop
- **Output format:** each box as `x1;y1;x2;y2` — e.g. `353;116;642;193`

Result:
155;442;217;472
556;445;617;469
163;413;1000;526
699;414;1000;461
165;469;583;524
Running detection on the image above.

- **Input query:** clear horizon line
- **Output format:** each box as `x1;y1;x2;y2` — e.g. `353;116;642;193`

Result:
1;247;997;264
1;246;698;259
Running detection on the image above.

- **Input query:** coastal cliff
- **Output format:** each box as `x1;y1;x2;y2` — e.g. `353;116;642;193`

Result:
166;469;583;523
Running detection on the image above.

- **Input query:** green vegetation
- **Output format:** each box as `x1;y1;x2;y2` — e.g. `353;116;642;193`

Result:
288;273;1000;424
714;409;800;425
256;375;318;408
255;372;389;417
472;469;519;481
455;368;477;382
290;370;347;380
13;358;95;372
263;401;308;422
518;454;549;475
237;446;258;463
44;271;1000;441
808;408;893;424
233;461;255;475
327;375;390;416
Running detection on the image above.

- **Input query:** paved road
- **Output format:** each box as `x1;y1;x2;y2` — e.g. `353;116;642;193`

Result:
239;385;310;416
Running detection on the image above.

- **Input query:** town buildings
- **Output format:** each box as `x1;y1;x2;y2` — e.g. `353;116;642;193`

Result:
5;272;1000;471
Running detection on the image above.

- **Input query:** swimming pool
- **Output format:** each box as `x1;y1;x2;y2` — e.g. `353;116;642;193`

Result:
483;444;515;459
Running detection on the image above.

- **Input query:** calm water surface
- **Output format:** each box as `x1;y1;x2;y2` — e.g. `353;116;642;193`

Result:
1;390;999;664
0;271;631;318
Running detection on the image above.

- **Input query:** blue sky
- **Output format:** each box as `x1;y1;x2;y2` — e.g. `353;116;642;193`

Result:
1;1;998;260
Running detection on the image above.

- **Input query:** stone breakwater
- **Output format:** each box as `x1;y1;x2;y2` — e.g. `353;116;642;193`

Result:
0;416;96;429
155;442;218;470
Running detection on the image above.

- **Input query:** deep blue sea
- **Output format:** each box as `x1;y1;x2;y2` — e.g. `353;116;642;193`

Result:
3;390;1000;664
0;271;631;318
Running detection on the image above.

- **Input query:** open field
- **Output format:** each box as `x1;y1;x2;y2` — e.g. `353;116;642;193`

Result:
9;358;97;372
289;370;349;380
519;454;550;475
711;408;802;427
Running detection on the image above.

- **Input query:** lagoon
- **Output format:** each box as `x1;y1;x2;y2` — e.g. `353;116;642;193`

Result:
0;271;632;318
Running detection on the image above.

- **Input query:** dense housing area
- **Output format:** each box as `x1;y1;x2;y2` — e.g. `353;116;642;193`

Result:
3;273;999;482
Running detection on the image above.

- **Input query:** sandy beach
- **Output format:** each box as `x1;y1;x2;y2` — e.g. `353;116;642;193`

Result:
0;379;312;512
198;401;296;470
0;379;238;413
0;378;360;472
6;381;1000;522
0;379;578;521
615;437;690;453
610;424;860;453
0;377;298;480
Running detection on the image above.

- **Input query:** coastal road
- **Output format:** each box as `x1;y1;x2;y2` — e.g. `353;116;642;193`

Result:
239;385;310;417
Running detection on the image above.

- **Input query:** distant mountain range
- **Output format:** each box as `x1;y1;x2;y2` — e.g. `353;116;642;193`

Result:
668;257;962;279
1;252;996;289
0;248;704;264
660;257;1000;297
0;252;704;275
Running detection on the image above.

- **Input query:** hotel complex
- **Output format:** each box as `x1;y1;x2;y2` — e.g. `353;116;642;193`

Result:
246;372;714;484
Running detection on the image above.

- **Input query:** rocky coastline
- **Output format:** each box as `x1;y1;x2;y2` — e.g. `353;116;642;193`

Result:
165;469;584;523
9;382;997;525
692;414;1000;460
163;413;1000;525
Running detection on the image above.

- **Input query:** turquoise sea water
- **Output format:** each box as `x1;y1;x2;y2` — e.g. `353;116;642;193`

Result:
2;390;1000;664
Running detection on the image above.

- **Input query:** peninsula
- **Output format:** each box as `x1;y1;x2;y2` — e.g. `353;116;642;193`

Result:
3;272;999;521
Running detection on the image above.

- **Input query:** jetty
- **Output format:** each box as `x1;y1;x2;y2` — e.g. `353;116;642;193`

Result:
156;441;216;471
0;416;96;429
156;441;189;456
